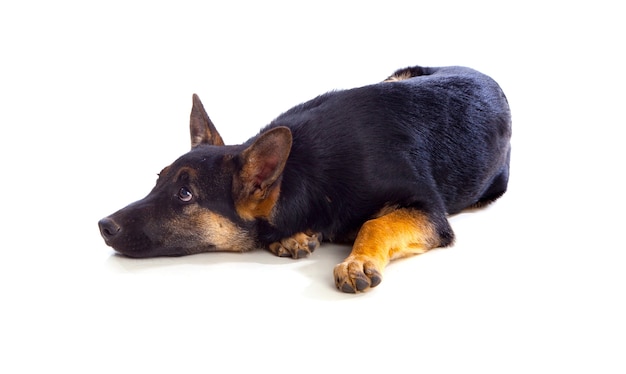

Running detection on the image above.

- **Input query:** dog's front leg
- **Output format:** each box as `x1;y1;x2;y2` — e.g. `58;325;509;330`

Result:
334;208;451;293
268;231;321;259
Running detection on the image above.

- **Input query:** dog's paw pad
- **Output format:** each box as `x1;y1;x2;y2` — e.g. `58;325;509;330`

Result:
268;232;321;259
333;258;383;293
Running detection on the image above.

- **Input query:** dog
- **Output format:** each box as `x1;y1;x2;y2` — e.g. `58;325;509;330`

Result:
98;65;511;293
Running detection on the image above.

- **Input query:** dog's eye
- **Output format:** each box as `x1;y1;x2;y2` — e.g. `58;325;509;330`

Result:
178;187;193;202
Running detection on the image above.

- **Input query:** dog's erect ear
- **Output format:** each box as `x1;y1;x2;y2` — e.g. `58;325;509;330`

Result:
234;127;292;221
190;93;225;148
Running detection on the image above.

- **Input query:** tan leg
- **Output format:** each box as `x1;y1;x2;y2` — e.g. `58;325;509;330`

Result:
334;208;445;293
268;231;321;259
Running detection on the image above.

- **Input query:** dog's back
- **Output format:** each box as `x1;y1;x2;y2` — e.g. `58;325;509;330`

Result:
258;66;511;244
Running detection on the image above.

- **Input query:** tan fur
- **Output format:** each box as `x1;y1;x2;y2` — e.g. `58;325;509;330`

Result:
384;70;413;82
174;165;198;180
334;208;441;293
268;231;321;259
372;204;401;218
182;205;257;253
234;183;281;222
233;127;292;223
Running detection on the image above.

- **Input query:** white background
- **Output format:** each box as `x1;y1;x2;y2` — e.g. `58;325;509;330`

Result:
1;1;624;373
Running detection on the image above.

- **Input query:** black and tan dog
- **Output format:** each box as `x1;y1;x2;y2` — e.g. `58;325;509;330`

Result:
99;65;511;293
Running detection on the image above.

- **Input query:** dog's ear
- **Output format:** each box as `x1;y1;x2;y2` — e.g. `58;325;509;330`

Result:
190;93;225;148
233;127;292;221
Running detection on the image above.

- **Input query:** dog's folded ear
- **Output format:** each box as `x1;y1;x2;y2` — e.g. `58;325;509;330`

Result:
190;93;225;148
233;127;292;221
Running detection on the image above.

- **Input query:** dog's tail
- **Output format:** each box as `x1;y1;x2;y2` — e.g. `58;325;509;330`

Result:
384;65;433;82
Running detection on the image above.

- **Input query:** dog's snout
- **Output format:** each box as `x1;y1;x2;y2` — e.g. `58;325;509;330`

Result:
98;217;121;240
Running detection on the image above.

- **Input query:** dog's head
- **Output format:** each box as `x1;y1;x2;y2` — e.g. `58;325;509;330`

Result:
98;94;292;257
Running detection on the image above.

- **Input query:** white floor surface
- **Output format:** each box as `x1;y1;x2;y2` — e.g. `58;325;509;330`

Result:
1;1;624;373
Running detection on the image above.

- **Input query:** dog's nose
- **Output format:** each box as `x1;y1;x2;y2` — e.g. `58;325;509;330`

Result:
98;217;121;240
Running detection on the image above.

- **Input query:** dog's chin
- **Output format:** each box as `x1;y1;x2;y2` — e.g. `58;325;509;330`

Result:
112;245;216;258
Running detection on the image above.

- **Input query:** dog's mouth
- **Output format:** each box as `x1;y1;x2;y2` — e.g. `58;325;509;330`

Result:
100;232;217;259
99;216;223;258
112;245;218;258
106;243;196;258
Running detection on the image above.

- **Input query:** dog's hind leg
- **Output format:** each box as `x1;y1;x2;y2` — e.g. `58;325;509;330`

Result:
469;165;510;210
268;231;322;259
333;208;453;293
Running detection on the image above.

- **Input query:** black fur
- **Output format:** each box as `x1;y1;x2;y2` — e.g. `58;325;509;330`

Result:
255;66;511;245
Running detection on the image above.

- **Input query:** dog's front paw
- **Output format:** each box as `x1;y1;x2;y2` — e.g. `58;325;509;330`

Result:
333;256;383;293
268;231;321;259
